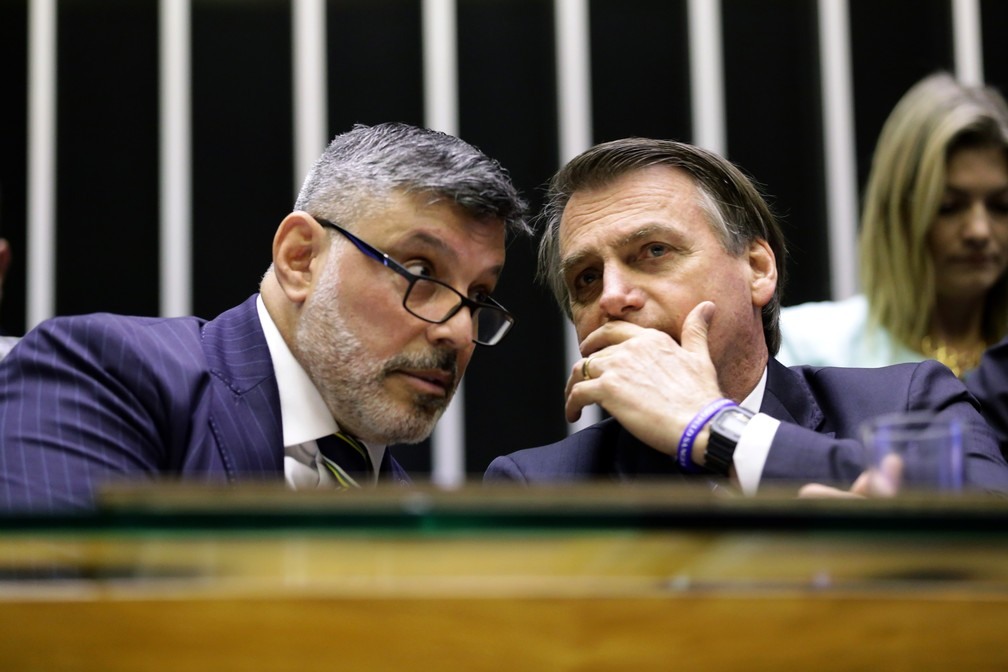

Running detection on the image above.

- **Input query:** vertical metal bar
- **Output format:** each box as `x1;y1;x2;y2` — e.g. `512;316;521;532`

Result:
422;0;458;135
27;0;57;328
951;0;983;85
554;0;600;434
687;0;726;155
555;0;592;165
817;0;859;300
159;0;192;317
422;0;466;485
292;0;328;197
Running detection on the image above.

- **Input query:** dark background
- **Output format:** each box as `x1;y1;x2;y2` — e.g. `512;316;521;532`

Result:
2;0;1006;477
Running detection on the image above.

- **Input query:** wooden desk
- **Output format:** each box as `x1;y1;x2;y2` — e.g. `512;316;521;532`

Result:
1;485;1007;670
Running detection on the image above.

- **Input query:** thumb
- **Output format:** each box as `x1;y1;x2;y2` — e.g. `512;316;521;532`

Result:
680;301;715;354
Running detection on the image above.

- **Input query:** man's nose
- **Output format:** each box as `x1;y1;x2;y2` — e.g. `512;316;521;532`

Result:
597;267;645;318
426;305;473;349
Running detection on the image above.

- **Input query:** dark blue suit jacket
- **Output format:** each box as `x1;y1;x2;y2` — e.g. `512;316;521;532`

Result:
967;336;1008;454
485;358;1008;492
0;295;409;511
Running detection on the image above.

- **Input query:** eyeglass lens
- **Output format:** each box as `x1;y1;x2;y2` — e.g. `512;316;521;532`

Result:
404;277;510;345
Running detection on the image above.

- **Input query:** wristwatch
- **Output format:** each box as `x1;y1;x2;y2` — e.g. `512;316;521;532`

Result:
704;405;755;476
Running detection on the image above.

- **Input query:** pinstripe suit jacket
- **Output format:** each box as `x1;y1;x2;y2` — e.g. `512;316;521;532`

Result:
485;358;1008;493
0;295;409;512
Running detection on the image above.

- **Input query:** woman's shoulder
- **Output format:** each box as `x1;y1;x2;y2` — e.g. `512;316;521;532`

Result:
780;294;868;323
777;295;917;367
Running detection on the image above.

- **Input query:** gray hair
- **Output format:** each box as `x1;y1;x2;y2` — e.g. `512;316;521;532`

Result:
295;122;529;236
539;137;787;354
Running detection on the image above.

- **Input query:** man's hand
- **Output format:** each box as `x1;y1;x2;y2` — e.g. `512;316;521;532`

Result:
797;454;904;499
565;301;724;456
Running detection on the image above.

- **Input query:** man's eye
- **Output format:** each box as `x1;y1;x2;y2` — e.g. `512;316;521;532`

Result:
404;261;435;277
644;243;669;258
470;289;492;303
569;269;601;301
575;269;600;289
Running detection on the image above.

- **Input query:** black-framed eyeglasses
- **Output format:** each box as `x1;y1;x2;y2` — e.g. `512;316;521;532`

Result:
314;216;515;346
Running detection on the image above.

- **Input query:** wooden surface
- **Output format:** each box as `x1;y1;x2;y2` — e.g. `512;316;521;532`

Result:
2;484;1008;670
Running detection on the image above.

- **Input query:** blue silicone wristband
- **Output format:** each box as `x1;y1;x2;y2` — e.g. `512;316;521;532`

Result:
676;398;738;473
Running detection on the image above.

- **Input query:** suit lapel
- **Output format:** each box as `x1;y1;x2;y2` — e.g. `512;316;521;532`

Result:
379;449;413;486
202;295;285;476
762;358;830;435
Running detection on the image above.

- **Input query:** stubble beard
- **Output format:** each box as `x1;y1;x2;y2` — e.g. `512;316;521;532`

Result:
291;259;458;445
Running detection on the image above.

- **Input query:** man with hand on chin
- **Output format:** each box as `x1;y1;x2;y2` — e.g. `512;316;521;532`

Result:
485;137;1008;495
0;123;528;511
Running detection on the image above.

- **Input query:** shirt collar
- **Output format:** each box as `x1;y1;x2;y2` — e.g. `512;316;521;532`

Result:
257;295;337;445
255;296;386;475
740;366;768;412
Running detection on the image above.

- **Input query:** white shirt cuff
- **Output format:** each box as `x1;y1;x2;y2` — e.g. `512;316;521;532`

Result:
732;412;780;496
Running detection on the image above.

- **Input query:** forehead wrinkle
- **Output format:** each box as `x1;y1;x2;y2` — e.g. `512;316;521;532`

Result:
617;223;679;246
561;222;679;273
400;229;505;284
400;230;456;259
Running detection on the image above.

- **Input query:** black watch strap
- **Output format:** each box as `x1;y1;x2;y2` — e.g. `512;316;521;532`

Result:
704;405;755;476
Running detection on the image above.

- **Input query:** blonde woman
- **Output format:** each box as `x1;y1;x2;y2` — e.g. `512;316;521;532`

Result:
779;72;1008;378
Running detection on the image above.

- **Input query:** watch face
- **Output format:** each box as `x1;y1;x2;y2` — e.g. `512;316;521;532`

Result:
707;406;752;477
716;408;753;436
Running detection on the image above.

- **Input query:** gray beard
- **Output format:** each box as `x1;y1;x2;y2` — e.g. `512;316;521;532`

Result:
290;260;458;445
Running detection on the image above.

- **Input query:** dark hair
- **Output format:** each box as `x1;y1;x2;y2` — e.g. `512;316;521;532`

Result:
296;122;529;237
539;137;787;354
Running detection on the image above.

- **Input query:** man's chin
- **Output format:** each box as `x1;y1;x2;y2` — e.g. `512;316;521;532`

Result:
382;415;442;445
413;391;452;414
372;397;446;445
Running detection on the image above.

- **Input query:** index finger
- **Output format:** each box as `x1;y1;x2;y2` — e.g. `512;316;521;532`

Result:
578;321;648;357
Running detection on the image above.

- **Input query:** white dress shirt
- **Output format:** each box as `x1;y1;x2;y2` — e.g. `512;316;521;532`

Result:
731;367;780;495
256;296;385;488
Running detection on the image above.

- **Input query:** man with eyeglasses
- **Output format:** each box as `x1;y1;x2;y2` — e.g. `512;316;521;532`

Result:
0;123;528;511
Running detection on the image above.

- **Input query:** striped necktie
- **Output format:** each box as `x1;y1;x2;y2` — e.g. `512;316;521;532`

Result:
316;432;374;489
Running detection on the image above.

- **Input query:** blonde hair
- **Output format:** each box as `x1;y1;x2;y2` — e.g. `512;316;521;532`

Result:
860;72;1008;350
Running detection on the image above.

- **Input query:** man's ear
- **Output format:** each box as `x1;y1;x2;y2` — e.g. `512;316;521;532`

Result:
272;211;328;305
748;238;777;308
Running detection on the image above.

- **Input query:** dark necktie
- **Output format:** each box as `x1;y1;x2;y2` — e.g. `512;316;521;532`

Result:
316;432;374;489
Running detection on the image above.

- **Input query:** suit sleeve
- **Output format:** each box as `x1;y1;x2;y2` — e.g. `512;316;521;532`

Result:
763;360;1008;493
0;316;183;512
967;337;1008;457
483;455;529;484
